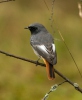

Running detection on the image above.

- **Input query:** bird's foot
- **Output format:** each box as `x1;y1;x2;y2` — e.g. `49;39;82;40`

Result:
35;57;41;66
36;60;39;66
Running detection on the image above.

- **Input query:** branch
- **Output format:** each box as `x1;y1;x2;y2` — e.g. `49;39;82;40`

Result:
0;0;15;3
42;81;67;100
0;50;45;66
0;50;82;93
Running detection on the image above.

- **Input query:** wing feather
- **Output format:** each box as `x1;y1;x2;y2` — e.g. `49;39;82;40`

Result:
32;44;57;65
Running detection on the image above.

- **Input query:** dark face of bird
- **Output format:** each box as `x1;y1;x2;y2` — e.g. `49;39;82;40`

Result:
28;26;39;34
25;23;47;34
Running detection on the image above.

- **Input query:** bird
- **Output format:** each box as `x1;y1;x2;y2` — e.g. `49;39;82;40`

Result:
25;23;57;80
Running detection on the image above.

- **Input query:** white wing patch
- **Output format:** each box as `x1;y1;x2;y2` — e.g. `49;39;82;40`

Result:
37;45;48;54
36;44;55;54
52;44;55;53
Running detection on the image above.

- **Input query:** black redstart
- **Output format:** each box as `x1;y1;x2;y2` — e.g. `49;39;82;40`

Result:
25;23;57;80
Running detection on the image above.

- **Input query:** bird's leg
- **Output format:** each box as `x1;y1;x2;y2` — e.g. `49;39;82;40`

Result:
36;57;41;66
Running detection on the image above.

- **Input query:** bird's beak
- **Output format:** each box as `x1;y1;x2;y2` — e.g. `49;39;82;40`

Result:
24;27;29;29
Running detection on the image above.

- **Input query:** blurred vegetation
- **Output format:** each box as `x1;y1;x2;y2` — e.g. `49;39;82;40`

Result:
0;0;82;100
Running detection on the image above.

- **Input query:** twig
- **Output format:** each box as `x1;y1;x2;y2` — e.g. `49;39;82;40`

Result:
0;0;15;3
49;0;55;34
0;50;82;93
0;50;44;66
43;0;49;11
54;69;82;93
42;81;67;100
58;30;82;78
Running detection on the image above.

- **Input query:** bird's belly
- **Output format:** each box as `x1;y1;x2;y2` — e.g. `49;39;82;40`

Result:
32;47;40;57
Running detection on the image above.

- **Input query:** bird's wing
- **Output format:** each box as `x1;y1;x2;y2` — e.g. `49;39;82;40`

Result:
32;43;57;65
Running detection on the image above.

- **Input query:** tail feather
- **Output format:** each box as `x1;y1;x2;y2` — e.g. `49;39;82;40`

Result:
49;63;55;79
42;58;55;80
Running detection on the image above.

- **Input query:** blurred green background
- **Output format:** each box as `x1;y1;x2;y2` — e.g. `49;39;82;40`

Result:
0;0;82;100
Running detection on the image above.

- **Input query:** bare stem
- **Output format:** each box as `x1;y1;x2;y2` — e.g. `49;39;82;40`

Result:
0;50;82;93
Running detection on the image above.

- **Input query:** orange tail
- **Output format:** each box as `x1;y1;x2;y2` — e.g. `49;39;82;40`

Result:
42;58;55;80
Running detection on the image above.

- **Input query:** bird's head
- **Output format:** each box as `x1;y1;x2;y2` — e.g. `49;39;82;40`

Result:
24;23;47;34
